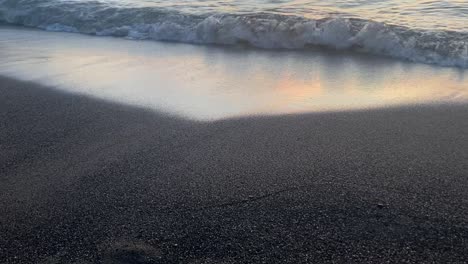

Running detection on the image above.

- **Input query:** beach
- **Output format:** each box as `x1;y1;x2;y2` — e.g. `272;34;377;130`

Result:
1;0;468;259
1;75;468;263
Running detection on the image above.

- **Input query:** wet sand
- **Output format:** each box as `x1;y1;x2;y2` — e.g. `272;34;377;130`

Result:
1;26;467;121
1;76;468;263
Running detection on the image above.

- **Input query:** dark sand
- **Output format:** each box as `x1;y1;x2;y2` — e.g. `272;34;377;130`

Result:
1;76;468;263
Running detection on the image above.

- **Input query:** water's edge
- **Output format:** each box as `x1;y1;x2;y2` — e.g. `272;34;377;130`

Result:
0;0;467;68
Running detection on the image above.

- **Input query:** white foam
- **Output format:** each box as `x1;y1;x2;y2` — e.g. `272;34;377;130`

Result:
44;23;78;33
0;0;467;68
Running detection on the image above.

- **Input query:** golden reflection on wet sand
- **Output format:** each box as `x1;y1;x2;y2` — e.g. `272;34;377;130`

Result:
0;27;467;120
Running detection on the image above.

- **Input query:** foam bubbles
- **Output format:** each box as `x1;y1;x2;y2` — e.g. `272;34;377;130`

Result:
0;0;467;68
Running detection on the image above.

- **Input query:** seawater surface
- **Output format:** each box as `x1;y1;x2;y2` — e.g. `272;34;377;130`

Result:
0;0;467;67
100;0;468;31
1;27;467;120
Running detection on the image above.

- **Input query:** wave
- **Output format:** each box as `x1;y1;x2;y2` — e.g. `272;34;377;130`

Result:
0;0;467;68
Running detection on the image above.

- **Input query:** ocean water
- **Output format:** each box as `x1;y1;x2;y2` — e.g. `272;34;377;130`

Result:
0;0;467;67
0;2;467;119
0;27;467;120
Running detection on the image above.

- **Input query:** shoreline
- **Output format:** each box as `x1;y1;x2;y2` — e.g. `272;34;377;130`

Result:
1;25;468;121
1;75;468;263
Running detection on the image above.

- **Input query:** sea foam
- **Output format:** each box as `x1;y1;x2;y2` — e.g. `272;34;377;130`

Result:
0;0;467;68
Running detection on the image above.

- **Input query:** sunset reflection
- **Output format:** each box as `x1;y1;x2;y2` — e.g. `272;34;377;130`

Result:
0;28;467;120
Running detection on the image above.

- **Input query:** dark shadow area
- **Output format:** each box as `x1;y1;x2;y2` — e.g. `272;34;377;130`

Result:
1;76;468;263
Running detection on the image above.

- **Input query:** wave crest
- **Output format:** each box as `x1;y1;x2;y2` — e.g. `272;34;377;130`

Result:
1;0;467;68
